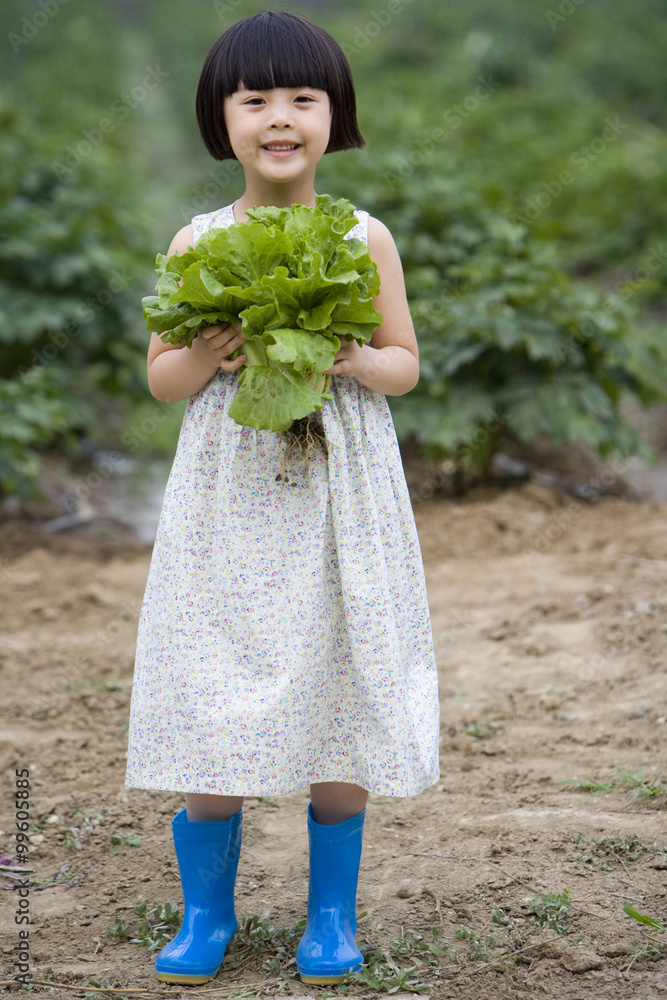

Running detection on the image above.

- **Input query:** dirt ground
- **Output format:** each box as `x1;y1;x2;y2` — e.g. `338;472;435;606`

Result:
1;453;666;1000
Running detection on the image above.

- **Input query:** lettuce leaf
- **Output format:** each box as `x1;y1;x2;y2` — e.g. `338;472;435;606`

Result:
141;195;383;432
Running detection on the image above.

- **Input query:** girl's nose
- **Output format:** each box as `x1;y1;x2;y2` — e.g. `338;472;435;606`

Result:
268;102;294;129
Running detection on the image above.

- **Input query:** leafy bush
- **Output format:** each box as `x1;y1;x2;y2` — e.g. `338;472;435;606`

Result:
0;13;153;497
431;90;667;295
0;368;88;499
319;150;667;472
328;0;667;291
3;0;667;493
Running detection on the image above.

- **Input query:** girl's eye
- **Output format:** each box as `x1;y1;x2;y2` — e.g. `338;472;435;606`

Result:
245;98;264;106
295;96;314;103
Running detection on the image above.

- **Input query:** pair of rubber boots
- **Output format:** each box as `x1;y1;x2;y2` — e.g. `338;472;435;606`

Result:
154;803;366;985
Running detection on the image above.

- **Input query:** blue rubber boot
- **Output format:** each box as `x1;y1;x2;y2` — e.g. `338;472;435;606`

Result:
154;807;242;984
296;803;366;985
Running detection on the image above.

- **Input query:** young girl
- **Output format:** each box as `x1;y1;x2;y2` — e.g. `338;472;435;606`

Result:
125;10;440;987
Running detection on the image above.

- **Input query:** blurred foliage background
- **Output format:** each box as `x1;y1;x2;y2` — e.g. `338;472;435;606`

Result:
1;0;666;503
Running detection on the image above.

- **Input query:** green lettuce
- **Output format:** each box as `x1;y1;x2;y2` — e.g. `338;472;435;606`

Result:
142;194;382;432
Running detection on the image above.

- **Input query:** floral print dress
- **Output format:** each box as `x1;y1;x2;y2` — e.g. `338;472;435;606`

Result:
125;201;440;798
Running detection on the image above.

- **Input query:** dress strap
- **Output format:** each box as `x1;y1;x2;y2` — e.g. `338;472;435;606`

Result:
345;210;369;246
191;203;235;245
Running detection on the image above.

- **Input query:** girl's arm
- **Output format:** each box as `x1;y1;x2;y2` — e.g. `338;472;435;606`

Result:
146;225;245;403
326;217;420;396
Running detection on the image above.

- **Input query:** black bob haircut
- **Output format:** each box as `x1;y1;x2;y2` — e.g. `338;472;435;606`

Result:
196;11;366;161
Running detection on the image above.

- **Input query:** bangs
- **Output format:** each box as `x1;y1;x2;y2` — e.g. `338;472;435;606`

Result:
218;15;338;97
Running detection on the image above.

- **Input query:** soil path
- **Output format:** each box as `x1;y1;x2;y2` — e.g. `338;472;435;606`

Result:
1;481;666;998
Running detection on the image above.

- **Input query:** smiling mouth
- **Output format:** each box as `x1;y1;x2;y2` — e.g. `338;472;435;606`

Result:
261;143;302;151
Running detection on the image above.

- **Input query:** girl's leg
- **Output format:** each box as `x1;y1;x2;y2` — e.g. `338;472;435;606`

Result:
155;797;244;984
309;781;368;825
185;793;244;821
297;781;367;983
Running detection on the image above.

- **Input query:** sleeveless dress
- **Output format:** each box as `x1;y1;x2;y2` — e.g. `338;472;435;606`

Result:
125;201;440;798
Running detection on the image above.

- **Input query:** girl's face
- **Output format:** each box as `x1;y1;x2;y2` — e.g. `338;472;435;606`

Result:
223;85;332;186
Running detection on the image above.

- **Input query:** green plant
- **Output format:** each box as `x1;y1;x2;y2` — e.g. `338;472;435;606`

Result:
319;150;666;480
388;928;450;963
0;24;152;498
85;979;133;1000
490;903;523;944
69;674;126;696
225;914;306;974
111;908;307;977
623;904;666;971
107;916;129;940
464;719;505;740
103;678;125;691
0;367;86;498
344;956;429;994
624;904;666;934
616;769;665;805
324;2;667;290
27;812;53;837
342;927;449;994
62;809;104;851
130;902;182;951
562;770;665;804
530;889;572;934
143;195;382;434
116;908;452;992
453;906;524;967
5;0;667;495
561;775;616;795
455;924;487;957
110;832;141;854
570;832;649;870
107;901;181;951
62;828;84;851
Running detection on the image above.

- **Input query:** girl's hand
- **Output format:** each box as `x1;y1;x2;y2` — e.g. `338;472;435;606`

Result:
324;336;367;378
192;322;246;371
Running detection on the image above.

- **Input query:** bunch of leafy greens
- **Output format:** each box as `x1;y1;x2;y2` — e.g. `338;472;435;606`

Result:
142;195;382;432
